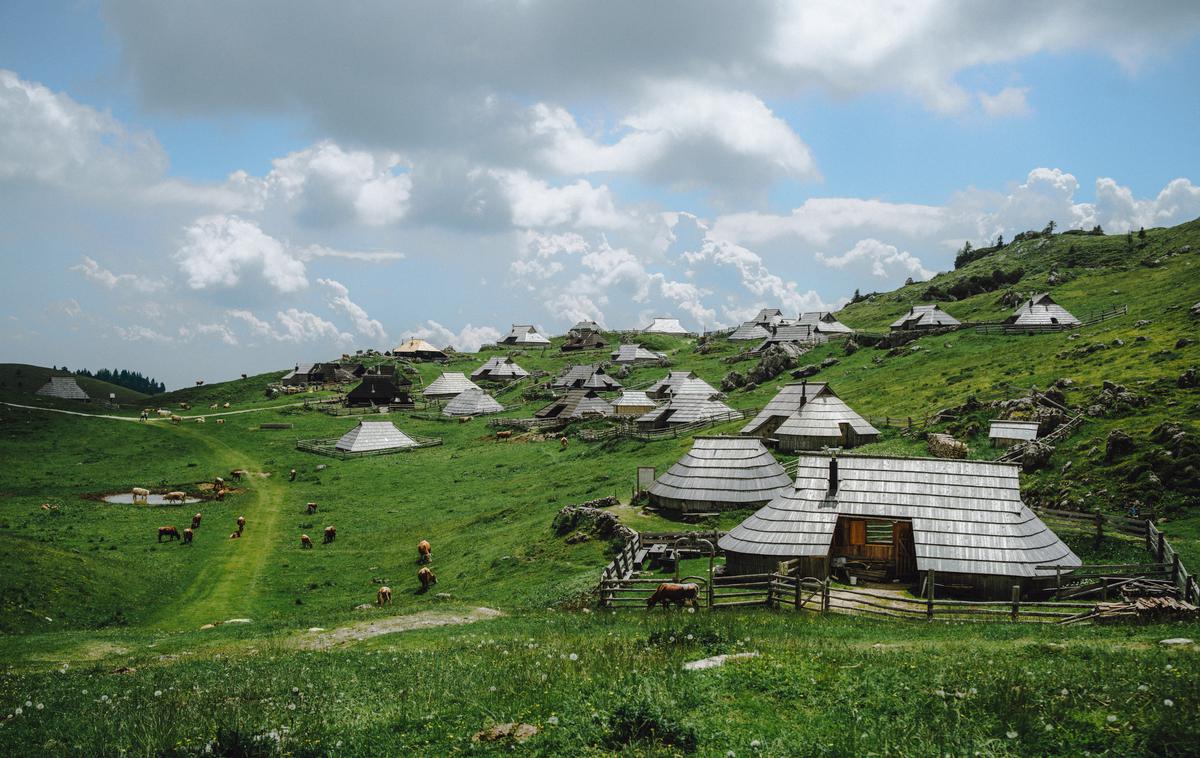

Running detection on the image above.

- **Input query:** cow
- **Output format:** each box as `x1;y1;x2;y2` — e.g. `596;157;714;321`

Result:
417;539;432;564
157;409;172;418
495;431;513;441
376;586;392;605
210;403;219;409
223;402;231;409
131;487;150;504
230;469;247;480
236;516;246;533
417;566;437;591
157;526;180;542
195;417;206;424
229;531;241;539
559;436;569;451
300;534;313;549
216;488;229;501
163;491;187;503
323;525;336;544
457;416;473;424
191;513;202;529
195;380;204;386
170;415;182;425
216;419;225;425
289;469;297;482
646;583;699;610
182;528;194;544
306;502;318;515
139;410;148;422
241;373;248;379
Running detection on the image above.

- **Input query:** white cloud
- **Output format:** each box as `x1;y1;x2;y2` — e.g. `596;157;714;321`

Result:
116;325;171;343
70;256;165;293
402;320;502;352
274;308;353;344
226;309;275;338
317;278;387;344
816;238;935;281
175;215;308;293
1094;176;1200;232
489;169;628;229
266;141;412;226
178;322;239;346
978;86;1032;118
297;245;405;262
710;198;946;247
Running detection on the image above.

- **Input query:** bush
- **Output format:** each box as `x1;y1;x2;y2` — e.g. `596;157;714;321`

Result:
606;693;698;753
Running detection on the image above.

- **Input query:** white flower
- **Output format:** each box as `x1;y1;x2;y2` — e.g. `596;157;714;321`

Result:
24;701;31;708
1166;664;1174;670
547;716;559;726
935;689;946;698
336;741;343;748
287;703;296;711
13;708;22;717
569;653;578;661
1106;714;1117;723
726;752;736;757
1060;689;1069;696
669;637;676;643
1045;724;1053;732
154;690;162;697
1164;699;1174;707
687;607;695;613
1138;684;1149;692
489;686;496;692
35;703;43;710
686;634;694;641
750;739;761;749
1006;731;1018;739
292;687;299;694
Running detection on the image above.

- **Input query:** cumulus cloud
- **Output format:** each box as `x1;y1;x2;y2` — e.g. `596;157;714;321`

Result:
70;256;166;293
225;307;352;344
266;141;412;226
489;169;628;229
175;215;308;293
817;238;935;281
401;320;502;352
978;86;1032;118
1094;176;1200;232
317;278;387;344
710;198;946;248
116;324;171;342
178;322;239;346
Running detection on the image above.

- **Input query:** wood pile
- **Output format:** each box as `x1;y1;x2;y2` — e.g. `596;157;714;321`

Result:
1090;597;1199;624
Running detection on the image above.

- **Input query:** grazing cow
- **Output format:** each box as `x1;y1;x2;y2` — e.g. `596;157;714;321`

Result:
495;431;512;440
230;469;247;480
457;416;473;424
306;502;318;514
157;526;180;542
241;373;247;379
646;583;699;610
195;380;204;386
323;525;336;544
139;411;148;422
223;402;231;409
376;586;392;605
559;436;569;451
163;491;187;503
229;531;241;539
182;528;194;544
210;403;219;409
216;419;224;425
191;513;202;529
289;469;297;482
417;567;437;591
131;487;150;504
157;409;172;418
170;415;182;425
195;417;206;424
417;539;432;564
216;488;229;501
236;516;246;533
300;534;313;549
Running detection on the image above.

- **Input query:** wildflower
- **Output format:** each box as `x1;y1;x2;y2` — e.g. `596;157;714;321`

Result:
287;703;296;711
686;634;694;641
935;689;946;698
669;637;676;643
1060;689;1069;696
35;703;43;710
24;701;31;708
547;716;559;726
687;607;695;613
154;691;162;697
14;708;22;717
489;686;496;692
336;741;343;748
1138;684;1148;692
1006;731;1018;739
1166;664;1174;670
1164;699;1174;707
569;653;578;661
292;687;300;694
1106;715;1117;723
1045;724;1053;732
968;687;977;695
726;752;736;758
750;739;761;749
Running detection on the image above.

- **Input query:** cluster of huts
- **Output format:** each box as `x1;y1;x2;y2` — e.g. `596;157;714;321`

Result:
729;309;855;353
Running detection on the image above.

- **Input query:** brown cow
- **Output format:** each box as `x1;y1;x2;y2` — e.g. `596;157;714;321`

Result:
559;436;569;451
216;488;229;501
157;526;180;542
214;477;225;488
418;566;437;591
417;539;432;564
236;516;246;533
191;513;202;529
300;534;313;549
182;528;194;544
170;415;182;425
289;469;297;482
163;491;187;503
376;586;392;605
457;416;473;424
306;502;318;515
230;469;247;480
646;583;699;610
495;430;513;440
323;525;336;544
229;531;241;539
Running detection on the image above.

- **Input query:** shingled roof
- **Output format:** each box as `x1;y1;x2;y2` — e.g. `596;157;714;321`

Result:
645;371;716;399
500;324;551;345
741;382;878;450
648;437;792;513
719;454;1080;578
636;390;735;427
393;339;448;361
642;316;690;335
989;419;1041;443
552;364;622;391
36;376;90;401
1005;293;1081;327
754;323;827;352
442;388;504;417
889;304;961;330
796;311;855;335
423;372;481;399
470;356;530;381
612;390;657;414
728;322;773;341
334;420;419;452
534;389;614;419
610;344;667;364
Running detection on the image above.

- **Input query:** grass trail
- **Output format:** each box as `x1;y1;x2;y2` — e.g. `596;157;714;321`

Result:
148;425;286;631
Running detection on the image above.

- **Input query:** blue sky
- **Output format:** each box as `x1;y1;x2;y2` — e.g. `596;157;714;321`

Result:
2;2;1199;388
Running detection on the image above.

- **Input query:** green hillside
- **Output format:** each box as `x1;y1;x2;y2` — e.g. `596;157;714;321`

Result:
0;363;149;406
0;221;1197;755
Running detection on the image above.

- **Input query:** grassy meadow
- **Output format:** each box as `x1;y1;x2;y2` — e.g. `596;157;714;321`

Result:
1;221;1199;755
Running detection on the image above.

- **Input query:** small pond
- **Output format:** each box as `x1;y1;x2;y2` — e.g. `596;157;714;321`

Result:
103;493;203;505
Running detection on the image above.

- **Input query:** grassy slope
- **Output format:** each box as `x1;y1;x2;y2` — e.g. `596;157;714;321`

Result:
0;363;149;406
0;222;1198;754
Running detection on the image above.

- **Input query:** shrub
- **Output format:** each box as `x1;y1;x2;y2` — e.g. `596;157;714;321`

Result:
606;693;698;753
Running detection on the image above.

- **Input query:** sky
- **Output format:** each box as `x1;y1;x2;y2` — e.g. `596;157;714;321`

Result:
2;1;1199;389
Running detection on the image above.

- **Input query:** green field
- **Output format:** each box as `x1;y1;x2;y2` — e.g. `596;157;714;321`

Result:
1;222;1198;755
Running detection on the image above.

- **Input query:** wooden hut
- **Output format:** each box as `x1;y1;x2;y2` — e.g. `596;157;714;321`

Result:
729;308;784;341
796;311;854;337
642;316;691;336
561;332;607;352
989;419;1041;448
740;382;879;451
470;356;530;381
753;323;826;353
610;344;667;365
281;363;318;387
393;339;448;362
569;320;603;335
534;389;614;420
718;454;1080;598
645;371;716;400
552;364;622;391
442;388;504;417
1004;293;1081;328
636;389;735;431
35;376;90;401
647;437;791;514
346;375;413;408
889;304;960;331
422;372;480;400
612;390;657;416
334;420;419;453
500;324;551;346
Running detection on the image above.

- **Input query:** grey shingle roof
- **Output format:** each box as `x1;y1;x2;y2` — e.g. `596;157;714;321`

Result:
719;454;1080;578
889;304;961;330
741;383;877;443
613;390;657;412
1006;293;1081;327
423;372;481;399
754;324;827;351
729;322;773;341
636;390;735;426
610;344;666;364
552;364;622;390
649;437;792;509
642;316;690;335
797;311;855;335
534;389;614;419
645;371;717;399
470;356;530;380
36;376;90;400
988;420;1040;442
500;324;550;345
442;388;504;416
335;420;419;452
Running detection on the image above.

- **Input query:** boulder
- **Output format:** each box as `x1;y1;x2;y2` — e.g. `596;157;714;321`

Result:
720;371;746;392
927;433;968;459
1177;337;1195;349
473;723;539;744
1134;320;1151;328
1105;429;1135;461
1179;367;1198;389
1191;301;1200;318
843;339;860;356
791;364;820;379
819;357;840;369
1159;638;1194;646
1022;442;1054;472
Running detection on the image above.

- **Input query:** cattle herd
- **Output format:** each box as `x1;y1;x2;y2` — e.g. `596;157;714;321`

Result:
139;468;440;598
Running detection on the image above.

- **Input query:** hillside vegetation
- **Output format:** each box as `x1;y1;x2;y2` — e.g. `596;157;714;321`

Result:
0;220;1198;755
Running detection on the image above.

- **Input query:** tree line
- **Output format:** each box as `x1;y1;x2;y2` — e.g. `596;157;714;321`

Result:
53;366;167;395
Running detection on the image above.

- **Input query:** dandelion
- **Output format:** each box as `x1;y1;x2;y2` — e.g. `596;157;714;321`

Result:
14;708;22;717
1106;715;1117;723
489;686;496;692
1006;731;1018;739
547;716;559;726
935;689;946;698
569;653;578;661
1060;689;1069;696
669;637;676;643
1138;684;1148;692
750;739;761;749
35;703;43;710
1166;664;1174;670
686;634;694;641
968;687;977;695
1164;699;1174;707
24;701;31;708
687;607;695;613
287;703;296;711
154;690;162;698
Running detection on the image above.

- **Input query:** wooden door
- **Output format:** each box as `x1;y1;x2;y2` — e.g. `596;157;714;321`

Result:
893;521;917;578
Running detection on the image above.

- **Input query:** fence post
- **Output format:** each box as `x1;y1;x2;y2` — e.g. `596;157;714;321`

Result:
1101;577;1108;602
926;569;935;621
1055;567;1061;600
1188;576;1198;606
822;577;830;613
1145;522;1153;552
1011;585;1020;622
1094;511;1104;544
1172;554;1181;590
1158;531;1166;563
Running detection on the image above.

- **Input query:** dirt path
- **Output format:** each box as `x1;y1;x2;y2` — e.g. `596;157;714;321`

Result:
294;607;503;649
0;400;308;421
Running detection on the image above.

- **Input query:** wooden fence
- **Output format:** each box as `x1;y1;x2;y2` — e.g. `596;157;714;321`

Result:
973;305;1128;335
294;433;443;459
578;408;758;442
486;417;568;431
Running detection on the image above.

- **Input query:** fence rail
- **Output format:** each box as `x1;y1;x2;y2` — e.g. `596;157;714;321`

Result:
973;305;1128;335
579;408;758;442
